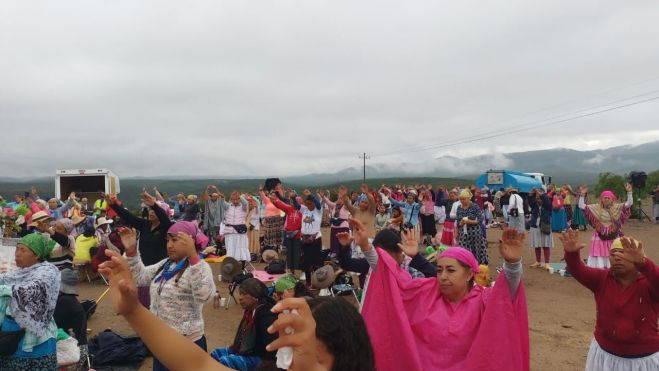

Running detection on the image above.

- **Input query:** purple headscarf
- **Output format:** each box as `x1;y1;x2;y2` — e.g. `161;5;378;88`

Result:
438;246;480;275
167;221;209;250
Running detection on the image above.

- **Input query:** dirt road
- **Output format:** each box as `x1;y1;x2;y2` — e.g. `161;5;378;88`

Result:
80;219;659;370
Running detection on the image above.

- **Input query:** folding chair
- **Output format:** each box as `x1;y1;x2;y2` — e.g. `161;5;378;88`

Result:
74;262;93;283
330;284;360;302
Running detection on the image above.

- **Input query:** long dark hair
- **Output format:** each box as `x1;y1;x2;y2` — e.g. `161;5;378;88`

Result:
308;297;375;371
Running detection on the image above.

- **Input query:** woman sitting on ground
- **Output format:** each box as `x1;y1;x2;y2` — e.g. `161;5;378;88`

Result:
74;225;98;264
0;234;61;369
121;221;215;371
273;273;312;301
210;278;278;371
560;230;658;369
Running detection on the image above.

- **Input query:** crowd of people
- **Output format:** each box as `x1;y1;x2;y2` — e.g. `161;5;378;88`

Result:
0;178;657;370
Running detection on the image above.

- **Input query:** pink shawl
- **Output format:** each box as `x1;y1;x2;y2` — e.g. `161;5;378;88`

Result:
362;248;529;371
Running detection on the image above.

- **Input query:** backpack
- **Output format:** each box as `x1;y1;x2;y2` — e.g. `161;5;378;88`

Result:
266;259;286;274
88;329;148;367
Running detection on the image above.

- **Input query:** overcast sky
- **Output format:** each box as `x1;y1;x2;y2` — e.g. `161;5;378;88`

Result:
1;1;659;178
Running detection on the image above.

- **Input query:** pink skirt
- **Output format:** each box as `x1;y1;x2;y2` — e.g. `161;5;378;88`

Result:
440;221;456;246
589;232;613;257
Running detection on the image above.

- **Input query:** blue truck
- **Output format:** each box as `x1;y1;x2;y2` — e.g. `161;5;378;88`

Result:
475;170;550;193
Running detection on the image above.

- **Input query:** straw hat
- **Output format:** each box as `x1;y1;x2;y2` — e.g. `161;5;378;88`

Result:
261;249;279;264
220;257;241;282
94;217;113;229
311;265;336;289
71;215;87;226
28;211;52;227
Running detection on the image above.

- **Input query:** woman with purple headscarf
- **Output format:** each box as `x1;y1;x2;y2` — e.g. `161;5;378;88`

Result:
577;183;633;268
120;221;215;371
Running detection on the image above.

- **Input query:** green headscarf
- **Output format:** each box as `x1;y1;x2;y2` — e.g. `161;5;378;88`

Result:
274;273;299;293
18;234;53;260
15;204;29;216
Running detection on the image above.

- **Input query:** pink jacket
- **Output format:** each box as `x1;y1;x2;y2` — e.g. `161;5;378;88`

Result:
362;249;529;371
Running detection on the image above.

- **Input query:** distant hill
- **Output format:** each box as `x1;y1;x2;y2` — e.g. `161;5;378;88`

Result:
0;176;468;208
2;141;657;207
328;140;659;185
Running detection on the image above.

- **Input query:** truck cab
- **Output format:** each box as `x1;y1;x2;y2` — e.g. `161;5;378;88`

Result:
523;173;551;192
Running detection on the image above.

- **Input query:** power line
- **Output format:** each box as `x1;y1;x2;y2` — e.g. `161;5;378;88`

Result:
371;92;659;159
428;95;659;151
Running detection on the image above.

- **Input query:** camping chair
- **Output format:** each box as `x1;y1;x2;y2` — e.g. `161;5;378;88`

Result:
74;261;93;283
329;269;361;302
330;283;361;302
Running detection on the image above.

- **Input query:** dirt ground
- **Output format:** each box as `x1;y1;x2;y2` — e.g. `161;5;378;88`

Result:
79;214;659;371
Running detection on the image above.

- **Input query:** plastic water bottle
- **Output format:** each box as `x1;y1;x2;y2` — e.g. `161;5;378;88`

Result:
213;291;221;309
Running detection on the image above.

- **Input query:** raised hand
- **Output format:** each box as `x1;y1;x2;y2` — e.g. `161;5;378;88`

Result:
266;298;321;371
558;229;585;253
141;190;156;207
499;227;525;263
98;249;139;316
176;232;198;259
360;183;369;194
624;182;633;192
347;218;369;250
118;227;138;255
317;189;326;198
105;193;116;206
398;229;419;257
335;232;353;247
614;237;645;266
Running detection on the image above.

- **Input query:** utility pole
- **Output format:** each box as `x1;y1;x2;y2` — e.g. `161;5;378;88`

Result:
358;153;370;184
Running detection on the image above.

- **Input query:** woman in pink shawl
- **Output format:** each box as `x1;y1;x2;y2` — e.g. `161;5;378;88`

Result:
361;227;529;371
577;183;633;268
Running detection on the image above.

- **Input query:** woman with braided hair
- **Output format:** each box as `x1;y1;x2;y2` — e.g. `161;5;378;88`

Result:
121;221;216;371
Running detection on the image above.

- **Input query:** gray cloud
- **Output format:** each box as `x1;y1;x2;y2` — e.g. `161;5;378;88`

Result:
1;1;659;178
